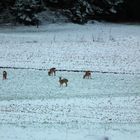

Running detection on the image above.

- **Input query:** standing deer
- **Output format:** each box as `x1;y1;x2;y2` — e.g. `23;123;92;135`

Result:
59;77;68;87
48;67;56;76
83;70;92;79
3;71;7;80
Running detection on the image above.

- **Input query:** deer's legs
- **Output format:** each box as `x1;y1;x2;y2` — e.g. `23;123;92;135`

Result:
54;71;56;76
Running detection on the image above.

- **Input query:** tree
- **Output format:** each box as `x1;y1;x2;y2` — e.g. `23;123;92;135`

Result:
11;0;43;25
125;0;140;20
64;0;124;23
0;0;15;12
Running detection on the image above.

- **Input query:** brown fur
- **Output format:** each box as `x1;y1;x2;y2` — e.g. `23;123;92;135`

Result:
48;68;56;76
59;77;68;87
3;71;7;80
83;71;91;79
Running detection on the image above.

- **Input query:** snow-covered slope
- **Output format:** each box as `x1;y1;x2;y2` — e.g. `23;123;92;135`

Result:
0;70;140;100
0;22;140;73
0;22;140;140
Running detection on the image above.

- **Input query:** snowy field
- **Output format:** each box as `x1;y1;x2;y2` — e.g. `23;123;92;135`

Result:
0;22;140;73
0;22;140;140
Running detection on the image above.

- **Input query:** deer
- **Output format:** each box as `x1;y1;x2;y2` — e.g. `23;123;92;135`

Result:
3;71;7;80
59;77;68;87
83;70;92;79
48;67;56;76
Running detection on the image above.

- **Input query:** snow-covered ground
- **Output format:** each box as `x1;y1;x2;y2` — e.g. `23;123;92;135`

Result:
0;22;140;140
0;22;140;73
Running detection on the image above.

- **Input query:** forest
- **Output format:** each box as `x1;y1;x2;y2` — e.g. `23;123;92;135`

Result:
0;0;140;25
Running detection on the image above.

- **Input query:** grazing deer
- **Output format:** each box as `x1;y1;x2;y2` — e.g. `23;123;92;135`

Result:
83;70;91;79
3;71;7;80
59;77;68;87
48;67;56;76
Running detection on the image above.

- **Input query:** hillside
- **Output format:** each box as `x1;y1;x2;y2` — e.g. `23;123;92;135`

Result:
0;22;140;140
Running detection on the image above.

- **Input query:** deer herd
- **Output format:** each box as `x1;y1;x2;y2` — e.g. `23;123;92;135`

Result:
2;67;92;87
48;67;92;87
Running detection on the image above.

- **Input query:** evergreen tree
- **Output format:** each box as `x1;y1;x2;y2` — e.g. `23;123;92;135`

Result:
125;0;140;20
0;0;140;25
64;0;124;23
0;0;15;12
11;0;43;25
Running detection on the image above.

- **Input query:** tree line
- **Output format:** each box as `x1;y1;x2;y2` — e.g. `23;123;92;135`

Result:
0;0;140;25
